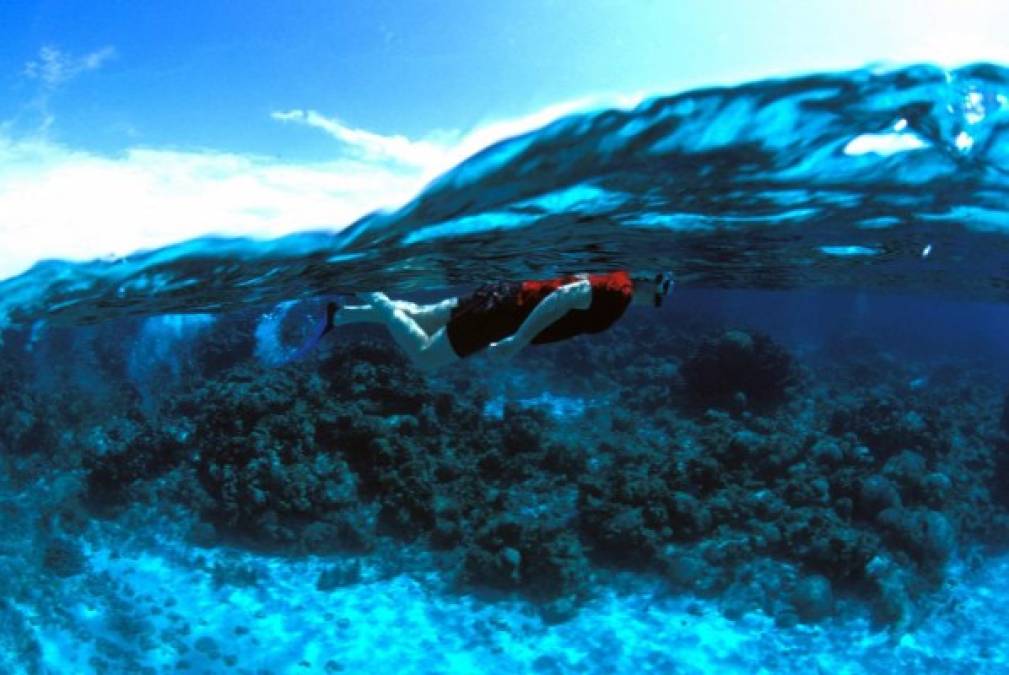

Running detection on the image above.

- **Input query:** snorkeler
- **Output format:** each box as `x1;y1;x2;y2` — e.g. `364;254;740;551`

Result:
297;271;673;370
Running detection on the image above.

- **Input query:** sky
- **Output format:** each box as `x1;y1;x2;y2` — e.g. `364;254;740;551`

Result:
1;0;1008;280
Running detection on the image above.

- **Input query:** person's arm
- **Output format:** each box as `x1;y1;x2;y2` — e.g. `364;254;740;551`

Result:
486;280;592;360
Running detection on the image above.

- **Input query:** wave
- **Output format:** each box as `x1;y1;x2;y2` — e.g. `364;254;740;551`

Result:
2;63;1008;330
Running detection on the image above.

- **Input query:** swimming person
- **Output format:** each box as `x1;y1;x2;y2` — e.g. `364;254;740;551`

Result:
299;271;673;370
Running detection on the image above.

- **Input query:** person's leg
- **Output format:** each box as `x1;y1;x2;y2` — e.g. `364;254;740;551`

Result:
362;293;461;370
394;298;458;334
330;303;384;325
332;298;456;333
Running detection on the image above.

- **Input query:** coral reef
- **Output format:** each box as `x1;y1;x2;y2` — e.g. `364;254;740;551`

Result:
680;330;797;409
48;307;1009;628
40;537;87;577
83;420;187;508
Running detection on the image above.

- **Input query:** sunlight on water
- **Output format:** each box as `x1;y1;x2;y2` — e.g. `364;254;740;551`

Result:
2;64;1009;331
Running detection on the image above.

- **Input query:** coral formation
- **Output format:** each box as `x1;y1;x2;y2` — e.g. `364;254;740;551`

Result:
33;307;1008;628
680;330;797;409
41;537;87;577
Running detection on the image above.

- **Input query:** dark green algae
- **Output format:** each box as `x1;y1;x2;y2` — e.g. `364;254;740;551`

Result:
4;310;1009;629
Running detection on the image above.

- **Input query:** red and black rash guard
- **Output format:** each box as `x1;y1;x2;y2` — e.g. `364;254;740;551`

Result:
446;271;633;358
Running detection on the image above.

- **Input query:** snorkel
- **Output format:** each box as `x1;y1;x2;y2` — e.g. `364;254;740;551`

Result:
653;272;674;307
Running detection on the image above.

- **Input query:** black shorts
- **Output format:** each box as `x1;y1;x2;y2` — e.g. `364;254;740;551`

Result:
445;282;525;358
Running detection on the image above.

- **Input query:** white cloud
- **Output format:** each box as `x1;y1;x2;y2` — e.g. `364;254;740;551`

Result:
271;91;644;181
0;137;423;281
17;45;117;136
24;45;116;87
0;92;644;282
271;110;446;169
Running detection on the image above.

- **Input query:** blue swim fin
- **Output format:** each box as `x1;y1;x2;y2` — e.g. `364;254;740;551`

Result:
287;298;344;363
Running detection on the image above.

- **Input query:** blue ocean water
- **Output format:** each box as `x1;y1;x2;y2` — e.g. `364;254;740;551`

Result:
1;65;1009;673
3;63;1009;328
